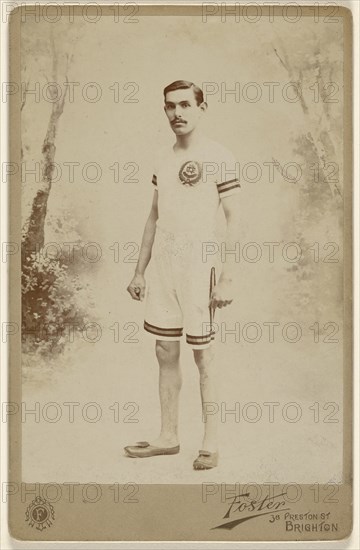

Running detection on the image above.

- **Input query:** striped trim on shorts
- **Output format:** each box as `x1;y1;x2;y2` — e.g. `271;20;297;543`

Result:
144;321;183;339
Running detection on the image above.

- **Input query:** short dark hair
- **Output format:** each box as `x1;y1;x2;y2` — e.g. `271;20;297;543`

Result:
163;80;204;106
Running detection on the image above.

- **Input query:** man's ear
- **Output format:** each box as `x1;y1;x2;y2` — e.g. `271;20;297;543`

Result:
200;101;208;112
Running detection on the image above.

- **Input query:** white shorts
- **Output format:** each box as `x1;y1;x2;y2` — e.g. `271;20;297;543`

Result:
144;227;220;349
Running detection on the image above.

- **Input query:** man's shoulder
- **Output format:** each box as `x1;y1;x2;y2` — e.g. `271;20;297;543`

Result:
200;137;236;160
158;143;173;156
153;144;172;168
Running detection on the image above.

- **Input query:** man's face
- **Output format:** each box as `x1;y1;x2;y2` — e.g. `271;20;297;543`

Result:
164;88;206;135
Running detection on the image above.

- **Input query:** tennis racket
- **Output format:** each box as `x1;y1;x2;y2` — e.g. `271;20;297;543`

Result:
209;266;216;329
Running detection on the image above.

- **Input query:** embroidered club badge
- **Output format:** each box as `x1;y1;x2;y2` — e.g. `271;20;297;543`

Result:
178;160;202;186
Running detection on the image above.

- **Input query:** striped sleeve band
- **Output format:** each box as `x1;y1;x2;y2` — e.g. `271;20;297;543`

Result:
217;178;241;198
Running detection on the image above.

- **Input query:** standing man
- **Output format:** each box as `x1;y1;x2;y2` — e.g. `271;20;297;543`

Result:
125;80;240;469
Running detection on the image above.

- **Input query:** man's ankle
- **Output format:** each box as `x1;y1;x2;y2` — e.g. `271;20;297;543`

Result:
202;441;218;453
153;435;179;447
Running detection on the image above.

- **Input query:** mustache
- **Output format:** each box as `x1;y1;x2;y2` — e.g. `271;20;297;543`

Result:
171;118;187;125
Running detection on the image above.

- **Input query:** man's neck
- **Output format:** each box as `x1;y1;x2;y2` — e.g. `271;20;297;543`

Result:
174;129;203;151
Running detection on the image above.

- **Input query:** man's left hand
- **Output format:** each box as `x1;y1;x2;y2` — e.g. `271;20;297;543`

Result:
209;278;234;309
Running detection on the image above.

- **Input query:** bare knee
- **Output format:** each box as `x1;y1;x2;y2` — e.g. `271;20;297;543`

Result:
155;340;180;365
193;347;215;372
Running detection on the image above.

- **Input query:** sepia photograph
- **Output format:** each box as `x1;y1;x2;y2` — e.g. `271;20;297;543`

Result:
5;2;354;543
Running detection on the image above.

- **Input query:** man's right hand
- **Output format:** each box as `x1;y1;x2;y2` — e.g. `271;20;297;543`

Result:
127;273;146;301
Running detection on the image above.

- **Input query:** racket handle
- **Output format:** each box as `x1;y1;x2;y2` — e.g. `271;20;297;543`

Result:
209;267;216;324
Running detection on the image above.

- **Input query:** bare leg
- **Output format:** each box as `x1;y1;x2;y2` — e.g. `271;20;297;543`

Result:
150;340;181;448
193;346;218;452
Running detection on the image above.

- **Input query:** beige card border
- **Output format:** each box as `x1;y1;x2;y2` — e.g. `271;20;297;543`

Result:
8;3;353;542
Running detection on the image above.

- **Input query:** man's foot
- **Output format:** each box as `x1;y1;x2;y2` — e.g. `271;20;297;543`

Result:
124;441;180;458
193;450;219;470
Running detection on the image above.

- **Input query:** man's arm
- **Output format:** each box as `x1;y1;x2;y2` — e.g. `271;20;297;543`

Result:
210;192;241;309
127;190;158;301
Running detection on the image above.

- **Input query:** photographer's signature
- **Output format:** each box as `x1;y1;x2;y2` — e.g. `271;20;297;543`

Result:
212;491;290;530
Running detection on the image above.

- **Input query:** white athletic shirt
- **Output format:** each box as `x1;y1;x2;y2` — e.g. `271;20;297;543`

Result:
152;137;240;236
